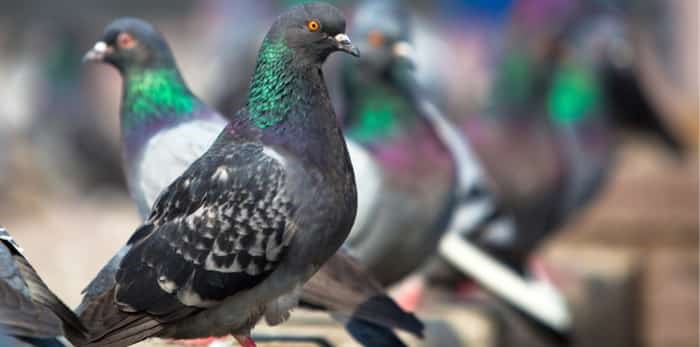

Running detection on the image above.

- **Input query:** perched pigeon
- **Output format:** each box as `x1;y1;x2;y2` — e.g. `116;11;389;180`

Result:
457;1;646;266
0;227;87;347
76;3;360;347
341;0;454;286
342;0;572;339
83;16;422;346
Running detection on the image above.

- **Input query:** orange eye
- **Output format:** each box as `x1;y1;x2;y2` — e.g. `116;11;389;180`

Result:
117;33;136;49
307;20;320;32
367;30;385;48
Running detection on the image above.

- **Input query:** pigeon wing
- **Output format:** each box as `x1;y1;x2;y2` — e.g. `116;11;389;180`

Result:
80;138;299;346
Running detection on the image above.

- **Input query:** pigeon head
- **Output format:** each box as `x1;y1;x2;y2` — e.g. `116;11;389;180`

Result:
85;18;198;138
245;3;358;128
84;17;175;71
263;2;359;64
351;0;414;73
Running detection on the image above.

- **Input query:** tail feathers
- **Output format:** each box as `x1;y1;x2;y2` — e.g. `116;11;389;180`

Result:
351;295;424;338
76;288;164;347
300;250;424;338
0;304;63;339
13;257;88;343
3;234;89;345
15;336;67;347
80;318;162;347
438;233;572;337
345;318;408;347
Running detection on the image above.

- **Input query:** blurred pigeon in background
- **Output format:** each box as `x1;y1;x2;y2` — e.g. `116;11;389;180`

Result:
342;0;574;341
340;0;453;287
454;0;688;274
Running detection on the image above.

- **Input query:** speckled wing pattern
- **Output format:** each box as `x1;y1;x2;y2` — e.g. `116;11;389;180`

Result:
114;138;296;316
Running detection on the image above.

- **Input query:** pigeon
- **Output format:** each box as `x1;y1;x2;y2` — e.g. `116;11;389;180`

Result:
341;0;454;286
456;0;681;267
0;227;88;347
82;16;422;346
342;0;573;339
75;4;361;346
478;0;680;260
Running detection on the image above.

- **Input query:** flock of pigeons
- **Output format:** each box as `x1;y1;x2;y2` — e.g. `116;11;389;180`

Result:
0;1;685;347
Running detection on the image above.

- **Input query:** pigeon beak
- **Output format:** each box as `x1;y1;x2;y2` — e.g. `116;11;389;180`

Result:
334;33;360;57
83;41;110;62
392;41;416;68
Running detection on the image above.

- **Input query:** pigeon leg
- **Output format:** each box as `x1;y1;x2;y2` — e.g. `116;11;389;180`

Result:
455;279;480;298
391;274;425;312
171;337;222;346
234;335;256;347
529;256;559;285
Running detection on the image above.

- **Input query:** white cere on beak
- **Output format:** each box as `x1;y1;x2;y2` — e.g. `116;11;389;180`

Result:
93;41;108;53
334;33;352;44
393;41;414;59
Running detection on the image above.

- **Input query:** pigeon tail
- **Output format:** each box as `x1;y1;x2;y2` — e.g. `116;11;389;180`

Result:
0;228;89;345
351;295;424;338
13;257;88;344
345;318;408;347
439;233;572;339
299;250;424;338
76;288;165;347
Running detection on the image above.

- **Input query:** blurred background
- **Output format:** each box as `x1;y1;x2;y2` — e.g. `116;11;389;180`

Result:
0;0;696;346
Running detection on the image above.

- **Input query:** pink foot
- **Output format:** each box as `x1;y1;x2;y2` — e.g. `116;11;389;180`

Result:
391;275;425;312
234;335;256;347
171;337;221;346
529;256;554;283
454;279;479;299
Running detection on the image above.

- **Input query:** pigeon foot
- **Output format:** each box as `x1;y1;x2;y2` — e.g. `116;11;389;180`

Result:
234;335;256;347
171;337;222;346
455;279;480;299
391;274;425;312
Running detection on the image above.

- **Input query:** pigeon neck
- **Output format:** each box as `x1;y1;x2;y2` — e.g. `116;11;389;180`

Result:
547;63;601;126
246;39;311;129
345;79;409;143
121;67;197;131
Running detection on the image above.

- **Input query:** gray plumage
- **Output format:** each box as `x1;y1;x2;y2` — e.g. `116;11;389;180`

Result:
83;14;422;346
0;228;87;346
76;4;359;346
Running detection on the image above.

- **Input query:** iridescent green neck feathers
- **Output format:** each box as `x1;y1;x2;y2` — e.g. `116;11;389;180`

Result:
122;68;195;129
346;81;409;143
247;40;300;128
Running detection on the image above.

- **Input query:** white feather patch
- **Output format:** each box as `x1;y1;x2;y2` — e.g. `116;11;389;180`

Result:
439;233;572;333
344;140;383;242
138;118;227;211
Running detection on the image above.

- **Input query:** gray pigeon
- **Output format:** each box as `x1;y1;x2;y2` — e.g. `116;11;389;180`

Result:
82;16;423;346
75;3;359;347
342;0;572;338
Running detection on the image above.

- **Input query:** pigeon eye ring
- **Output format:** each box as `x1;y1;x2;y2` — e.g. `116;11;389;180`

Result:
118;32;137;49
367;30;385;48
307;20;320;32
